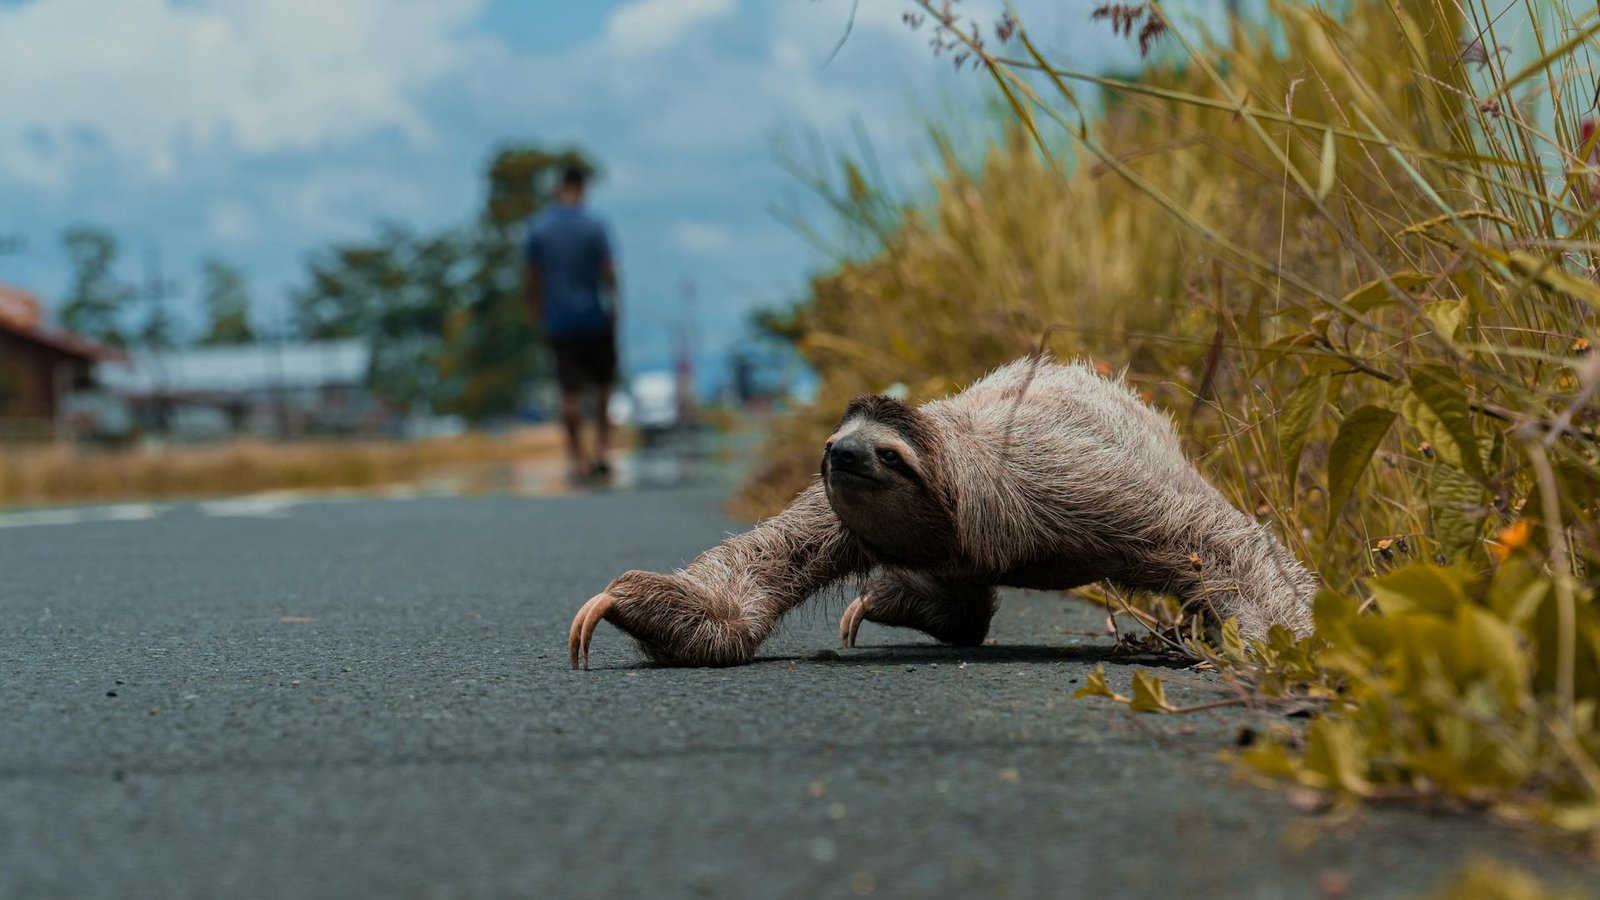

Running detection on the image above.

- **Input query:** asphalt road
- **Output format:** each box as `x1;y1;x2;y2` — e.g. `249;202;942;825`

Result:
2;486;1596;899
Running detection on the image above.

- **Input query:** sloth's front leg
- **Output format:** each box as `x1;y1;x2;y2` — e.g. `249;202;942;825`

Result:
569;481;870;669
571;570;767;668
840;570;998;649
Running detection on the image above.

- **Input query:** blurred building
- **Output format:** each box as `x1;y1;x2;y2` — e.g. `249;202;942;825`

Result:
0;283;124;440
98;340;380;439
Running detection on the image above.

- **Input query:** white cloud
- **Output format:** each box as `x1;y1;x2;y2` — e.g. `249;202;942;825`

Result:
207;200;257;242
0;0;1157;366
287;165;467;242
672;220;734;254
605;0;736;55
0;0;488;182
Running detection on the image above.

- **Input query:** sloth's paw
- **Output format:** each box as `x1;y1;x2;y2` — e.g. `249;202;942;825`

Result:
839;592;876;649
568;569;683;669
568;590;617;670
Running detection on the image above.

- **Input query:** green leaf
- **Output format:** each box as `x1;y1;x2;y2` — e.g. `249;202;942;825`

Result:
1501;250;1600;310
1430;462;1487;562
1277;373;1328;496
843;161;868;204
1423;298;1466;341
1128;670;1173;713
1073;664;1129;702
1250;330;1319;376
1367;564;1469;616
1219;616;1247;662
1316;127;1336;201
1312;588;1361;632
1325;405;1397;536
1454;605;1527;702
1488;559;1550;627
1300;719;1371;794
1238;739;1298;780
1339;272;1434;313
1399;365;1484;481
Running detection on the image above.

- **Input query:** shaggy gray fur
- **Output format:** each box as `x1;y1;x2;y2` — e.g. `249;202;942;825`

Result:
573;357;1317;667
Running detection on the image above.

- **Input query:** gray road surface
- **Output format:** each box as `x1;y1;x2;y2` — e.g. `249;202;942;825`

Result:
2;487;1595;899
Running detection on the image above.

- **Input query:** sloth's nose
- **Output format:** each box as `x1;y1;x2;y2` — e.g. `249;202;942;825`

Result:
828;438;870;474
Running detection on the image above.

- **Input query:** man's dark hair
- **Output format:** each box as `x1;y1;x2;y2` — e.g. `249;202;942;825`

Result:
560;166;588;190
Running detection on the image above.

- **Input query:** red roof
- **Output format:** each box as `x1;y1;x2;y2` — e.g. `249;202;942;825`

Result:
0;284;127;363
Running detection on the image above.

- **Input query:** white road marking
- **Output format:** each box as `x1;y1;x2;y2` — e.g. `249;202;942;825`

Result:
0;491;366;529
195;497;299;518
0;503;163;529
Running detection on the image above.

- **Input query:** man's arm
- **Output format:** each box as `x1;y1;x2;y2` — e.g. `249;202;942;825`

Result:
597;224;619;322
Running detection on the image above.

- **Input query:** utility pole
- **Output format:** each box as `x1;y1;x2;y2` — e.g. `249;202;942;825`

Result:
268;300;289;438
676;277;698;429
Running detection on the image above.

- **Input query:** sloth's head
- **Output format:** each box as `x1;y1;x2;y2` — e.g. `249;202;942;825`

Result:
821;395;958;566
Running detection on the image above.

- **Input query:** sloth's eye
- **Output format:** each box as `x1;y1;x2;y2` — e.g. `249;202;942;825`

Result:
876;447;902;467
824;441;835;453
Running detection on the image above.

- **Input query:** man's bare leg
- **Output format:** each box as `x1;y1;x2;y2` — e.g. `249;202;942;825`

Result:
560;388;587;479
593;380;614;474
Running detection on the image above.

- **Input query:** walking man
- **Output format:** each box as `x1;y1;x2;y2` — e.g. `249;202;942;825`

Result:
524;166;619;481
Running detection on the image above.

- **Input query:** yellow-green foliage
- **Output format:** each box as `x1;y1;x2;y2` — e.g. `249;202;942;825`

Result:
1240;561;1600;833
747;0;1600;841
1429;857;1591;900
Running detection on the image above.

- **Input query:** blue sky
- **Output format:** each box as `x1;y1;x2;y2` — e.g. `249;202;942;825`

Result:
0;0;1162;376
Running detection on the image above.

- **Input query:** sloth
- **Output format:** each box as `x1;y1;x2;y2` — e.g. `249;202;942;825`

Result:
569;357;1317;668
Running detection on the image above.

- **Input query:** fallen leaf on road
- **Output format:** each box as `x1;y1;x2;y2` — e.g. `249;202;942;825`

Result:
1287;787;1333;813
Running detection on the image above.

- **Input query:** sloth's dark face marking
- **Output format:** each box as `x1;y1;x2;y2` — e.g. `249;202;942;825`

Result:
822;395;958;567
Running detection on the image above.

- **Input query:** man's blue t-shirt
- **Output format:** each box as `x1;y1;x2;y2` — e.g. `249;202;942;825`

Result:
523;205;614;338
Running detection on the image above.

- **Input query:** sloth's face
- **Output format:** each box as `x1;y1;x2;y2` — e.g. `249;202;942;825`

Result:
822;409;956;567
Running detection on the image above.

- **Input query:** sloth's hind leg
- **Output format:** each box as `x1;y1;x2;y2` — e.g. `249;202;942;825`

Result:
840;570;997;649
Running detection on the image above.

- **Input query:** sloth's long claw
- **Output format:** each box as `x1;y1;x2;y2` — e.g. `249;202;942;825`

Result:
840;594;871;649
569;592;617;670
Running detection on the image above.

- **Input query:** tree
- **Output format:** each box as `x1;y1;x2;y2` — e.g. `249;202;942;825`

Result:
58;228;135;347
133;247;182;351
198;258;256;345
292;225;474;412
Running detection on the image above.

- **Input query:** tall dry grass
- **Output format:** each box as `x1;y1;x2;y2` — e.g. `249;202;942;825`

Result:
749;0;1600;842
0;429;567;506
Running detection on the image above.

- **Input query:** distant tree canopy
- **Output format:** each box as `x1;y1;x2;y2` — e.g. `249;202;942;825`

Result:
56;229;189;350
484;147;593;226
59;227;137;348
198;258;255;345
295;225;473;412
292;144;598;420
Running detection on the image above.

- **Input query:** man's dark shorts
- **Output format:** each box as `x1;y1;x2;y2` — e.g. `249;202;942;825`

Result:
549;331;617;393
